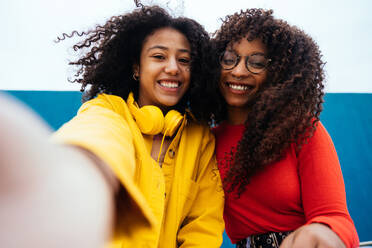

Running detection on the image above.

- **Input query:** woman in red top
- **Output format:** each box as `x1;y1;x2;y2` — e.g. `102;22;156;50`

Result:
210;8;359;248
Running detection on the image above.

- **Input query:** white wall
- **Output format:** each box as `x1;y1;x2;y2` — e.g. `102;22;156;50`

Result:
1;0;371;92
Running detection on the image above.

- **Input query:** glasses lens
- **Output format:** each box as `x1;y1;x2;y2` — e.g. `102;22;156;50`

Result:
247;54;269;73
220;51;238;69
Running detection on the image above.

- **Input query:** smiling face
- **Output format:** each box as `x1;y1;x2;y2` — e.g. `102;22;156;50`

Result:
135;27;191;111
219;38;268;113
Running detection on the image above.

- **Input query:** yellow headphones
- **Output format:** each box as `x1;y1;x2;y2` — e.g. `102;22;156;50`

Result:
126;92;184;137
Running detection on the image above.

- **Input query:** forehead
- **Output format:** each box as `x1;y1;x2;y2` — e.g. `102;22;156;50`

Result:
228;38;267;54
142;27;191;52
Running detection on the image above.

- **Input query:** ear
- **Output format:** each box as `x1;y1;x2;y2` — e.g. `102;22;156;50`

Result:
133;64;139;77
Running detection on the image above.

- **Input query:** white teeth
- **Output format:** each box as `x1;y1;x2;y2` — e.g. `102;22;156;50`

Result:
159;81;179;88
228;83;249;91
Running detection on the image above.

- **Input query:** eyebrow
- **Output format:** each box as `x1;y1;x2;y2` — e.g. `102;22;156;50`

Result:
228;49;266;56
147;45;190;54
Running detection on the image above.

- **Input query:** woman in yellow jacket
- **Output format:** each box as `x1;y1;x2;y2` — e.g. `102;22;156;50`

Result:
0;3;223;248
50;4;224;248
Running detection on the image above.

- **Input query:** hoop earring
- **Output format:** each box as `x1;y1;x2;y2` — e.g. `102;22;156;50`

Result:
133;73;139;81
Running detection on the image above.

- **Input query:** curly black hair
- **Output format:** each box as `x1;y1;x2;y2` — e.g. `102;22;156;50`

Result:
57;4;213;121
211;9;325;194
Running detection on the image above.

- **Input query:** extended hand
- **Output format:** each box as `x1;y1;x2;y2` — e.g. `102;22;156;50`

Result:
280;223;346;248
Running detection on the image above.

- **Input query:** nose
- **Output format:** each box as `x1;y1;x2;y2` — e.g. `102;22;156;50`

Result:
231;59;249;78
164;57;180;75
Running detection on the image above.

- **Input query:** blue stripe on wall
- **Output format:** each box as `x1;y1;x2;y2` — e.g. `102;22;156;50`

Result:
321;93;372;243
6;90;82;130
4;91;372;244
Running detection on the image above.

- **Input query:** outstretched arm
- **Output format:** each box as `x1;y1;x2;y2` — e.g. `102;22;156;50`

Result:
0;94;114;248
281;122;358;248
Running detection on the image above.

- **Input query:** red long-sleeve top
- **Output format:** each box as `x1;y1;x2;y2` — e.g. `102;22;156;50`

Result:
214;121;359;247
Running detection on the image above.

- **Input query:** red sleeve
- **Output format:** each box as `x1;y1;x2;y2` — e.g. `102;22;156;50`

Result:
298;122;359;248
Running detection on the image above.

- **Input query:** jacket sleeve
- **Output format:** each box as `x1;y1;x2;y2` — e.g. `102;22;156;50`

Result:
51;97;156;231
298;122;359;248
177;128;225;248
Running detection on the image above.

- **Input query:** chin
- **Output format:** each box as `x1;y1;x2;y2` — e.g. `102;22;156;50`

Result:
225;98;247;108
158;98;181;108
229;103;248;109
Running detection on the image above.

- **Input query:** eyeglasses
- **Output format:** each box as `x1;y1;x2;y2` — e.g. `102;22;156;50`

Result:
219;50;271;74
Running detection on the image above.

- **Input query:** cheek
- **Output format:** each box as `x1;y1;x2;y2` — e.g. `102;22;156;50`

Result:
185;69;191;81
258;72;268;85
183;69;191;87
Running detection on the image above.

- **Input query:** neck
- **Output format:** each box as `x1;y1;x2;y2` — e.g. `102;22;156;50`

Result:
227;106;249;125
137;99;169;114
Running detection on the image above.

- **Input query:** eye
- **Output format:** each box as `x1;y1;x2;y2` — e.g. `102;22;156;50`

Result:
248;55;268;69
222;58;235;65
220;51;237;66
178;57;191;65
250;62;265;69
151;54;165;60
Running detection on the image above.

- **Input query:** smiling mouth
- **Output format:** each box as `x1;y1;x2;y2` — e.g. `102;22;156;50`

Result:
158;80;180;89
226;82;254;91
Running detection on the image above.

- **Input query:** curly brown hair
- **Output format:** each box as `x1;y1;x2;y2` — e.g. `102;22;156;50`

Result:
57;4;213;121
211;9;325;194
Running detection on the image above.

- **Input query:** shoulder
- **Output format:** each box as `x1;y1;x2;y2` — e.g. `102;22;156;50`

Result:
297;121;338;162
185;120;213;135
54;94;132;140
78;94;127;116
305;121;334;149
182;120;215;146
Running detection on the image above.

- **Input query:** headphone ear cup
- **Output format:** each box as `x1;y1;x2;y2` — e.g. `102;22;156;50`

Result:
127;92;183;136
135;105;165;135
163;110;183;137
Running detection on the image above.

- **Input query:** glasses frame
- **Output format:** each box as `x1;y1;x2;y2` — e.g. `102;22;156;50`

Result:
219;50;271;74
